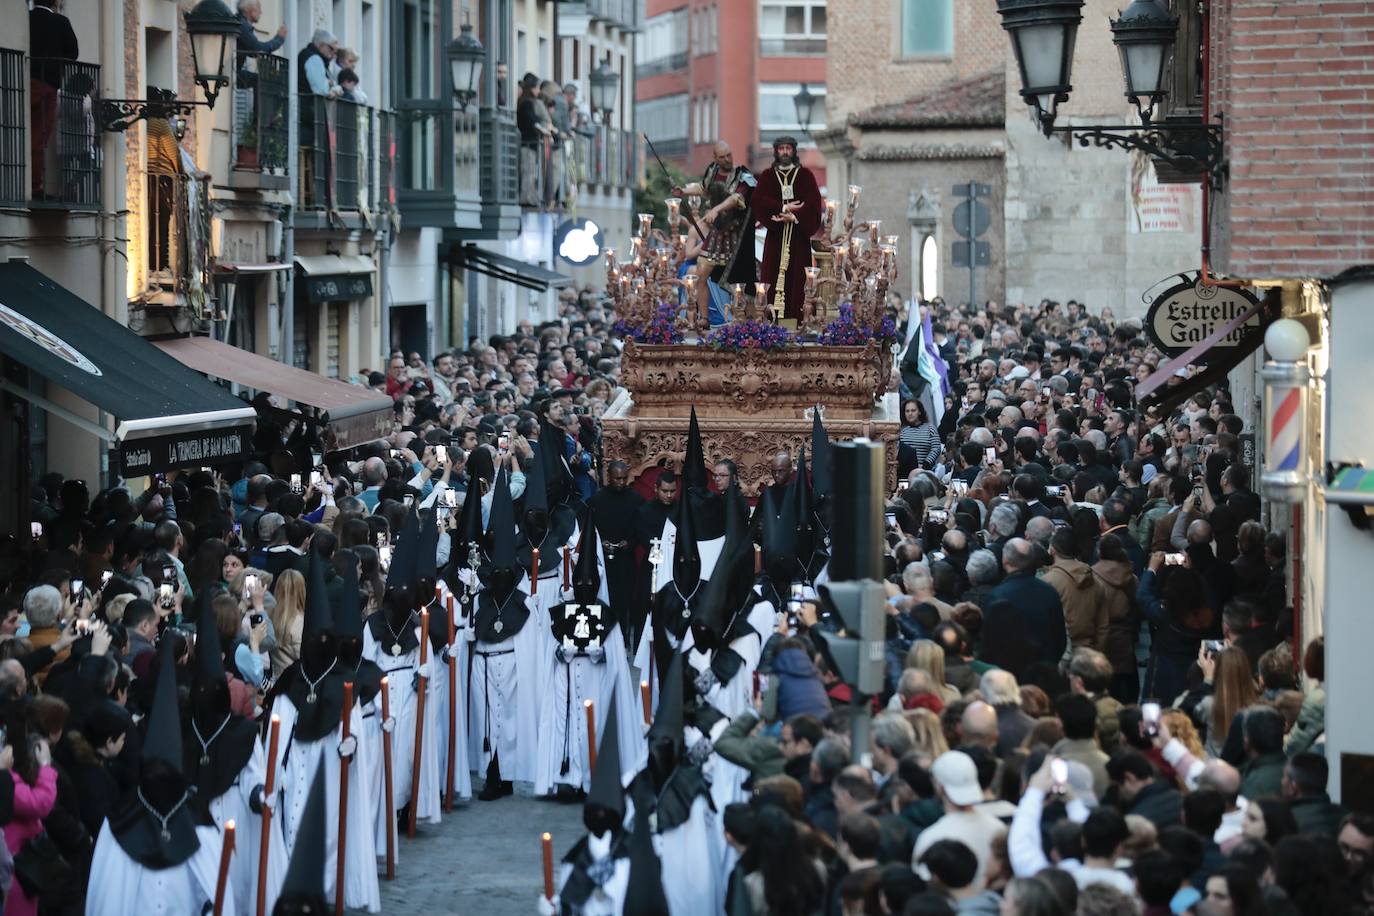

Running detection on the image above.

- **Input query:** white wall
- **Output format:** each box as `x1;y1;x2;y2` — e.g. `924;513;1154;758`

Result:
1321;277;1374;804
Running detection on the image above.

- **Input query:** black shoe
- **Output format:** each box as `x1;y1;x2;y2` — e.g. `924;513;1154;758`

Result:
478;780;506;801
553;784;583;804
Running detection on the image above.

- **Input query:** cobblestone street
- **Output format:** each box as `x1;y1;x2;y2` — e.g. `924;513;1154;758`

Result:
352;791;585;916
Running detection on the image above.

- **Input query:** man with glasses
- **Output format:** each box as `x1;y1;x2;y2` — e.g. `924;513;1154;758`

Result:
711;459;737;493
1339;813;1374;881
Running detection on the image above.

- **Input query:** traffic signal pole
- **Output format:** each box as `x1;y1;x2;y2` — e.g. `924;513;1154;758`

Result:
817;439;888;765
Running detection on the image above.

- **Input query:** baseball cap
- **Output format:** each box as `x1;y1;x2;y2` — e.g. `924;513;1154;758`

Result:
931;751;982;807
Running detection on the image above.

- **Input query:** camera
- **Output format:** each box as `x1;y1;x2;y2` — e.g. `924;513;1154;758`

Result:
1164;552;1187;566
1044;484;1066;499
30;521;42;540
1204;639;1225;656
310;470;323;488
158;583;174;609
984;447;997;464
928;509;948;524
71;577;84;597
1050;758;1068;795
249;613;264;628
444;489;457;508
290;473;303;493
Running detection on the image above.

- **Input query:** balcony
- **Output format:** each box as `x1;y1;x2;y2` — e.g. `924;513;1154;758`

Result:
141;171;212;314
394;101;480;230
477;107;519;238
229;51;289;191
296;95;399;229
587;0;641;30
575;124;638;191
0;51;102;210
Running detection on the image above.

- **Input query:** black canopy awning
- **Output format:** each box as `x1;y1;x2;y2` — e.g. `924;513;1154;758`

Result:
457;245;571;292
0;263;255;476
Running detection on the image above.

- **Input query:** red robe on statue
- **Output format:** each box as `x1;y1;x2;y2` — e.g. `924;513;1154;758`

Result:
753;163;823;321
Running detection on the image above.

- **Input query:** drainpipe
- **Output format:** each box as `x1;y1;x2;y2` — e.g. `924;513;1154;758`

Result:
99;0;128;488
282;0;298;366
1197;0;1242;292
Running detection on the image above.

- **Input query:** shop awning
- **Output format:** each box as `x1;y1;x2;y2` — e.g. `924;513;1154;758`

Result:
213;261;293;274
152;336;393;452
0;263;254;476
293;254;375;303
458;245;572;292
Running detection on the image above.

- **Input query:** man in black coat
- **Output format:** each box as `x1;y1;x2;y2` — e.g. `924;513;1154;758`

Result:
986;538;1067;670
1283;754;1347;837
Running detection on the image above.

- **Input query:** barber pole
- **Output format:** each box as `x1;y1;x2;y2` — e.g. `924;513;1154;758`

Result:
1261;319;1312;503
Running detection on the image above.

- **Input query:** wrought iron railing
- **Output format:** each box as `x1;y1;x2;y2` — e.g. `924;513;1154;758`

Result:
28;56;101;208
376;107;396;212
231;51;289;176
480;107;518;206
0;49;24;205
298;95;396;213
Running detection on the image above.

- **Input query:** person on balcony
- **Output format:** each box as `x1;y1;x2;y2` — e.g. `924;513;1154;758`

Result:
331;48;369;104
517;73;551;207
29;0;79;199
236;0;287;72
299;29;341;98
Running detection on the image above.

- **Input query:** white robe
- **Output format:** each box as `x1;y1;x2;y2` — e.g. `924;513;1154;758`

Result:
361;619;443;825
653;793;724;916
86;823;228;916
204;737;287;916
467;590;550;785
554;833;631;916
269;691;381;912
434;581;474;803
680;598;777;721
631;525;726;704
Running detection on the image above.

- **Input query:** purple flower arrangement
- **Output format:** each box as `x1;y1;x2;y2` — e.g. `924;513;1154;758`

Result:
611;301;684;345
817;302;899;347
707;320;795;351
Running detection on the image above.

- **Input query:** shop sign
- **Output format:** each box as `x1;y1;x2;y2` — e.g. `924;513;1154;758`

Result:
120;424;252;476
1144;273;1262;361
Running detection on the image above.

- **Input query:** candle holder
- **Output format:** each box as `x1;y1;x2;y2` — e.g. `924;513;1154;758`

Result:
665;197;682;231
823;198;838;233
604;247;616;269
847;184;862;210
637;212;654;238
868;219;882;244
849;236;865;259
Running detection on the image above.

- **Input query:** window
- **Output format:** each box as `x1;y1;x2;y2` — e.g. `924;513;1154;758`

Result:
901;0;953;57
637;93;689;145
638;8;688;73
758;82;827;134
920;234;938;301
759;1;826;55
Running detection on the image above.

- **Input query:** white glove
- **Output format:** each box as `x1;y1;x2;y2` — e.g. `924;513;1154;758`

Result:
536;895;558;916
381;716;397;734
337;736;358;759
415;660;433;680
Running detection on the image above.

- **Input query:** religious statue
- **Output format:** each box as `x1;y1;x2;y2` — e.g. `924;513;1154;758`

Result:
752;136;822;321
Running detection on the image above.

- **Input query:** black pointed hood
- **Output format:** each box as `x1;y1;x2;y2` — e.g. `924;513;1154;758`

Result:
646;651;685;788
810;408;833;503
539;414;575;507
571;513;601;605
144;635;184;770
789;445;816;573
625;775;670;916
448;482;486;574
384;503;421;591
191;585;229;727
416;505;439;593
274;770;328;915
690;485;754;651
667;488;701;593
335;550;383;704
483;467;520;605
584;693;626;831
523;435;551;535
303;547;334;641
188;591;257;804
111;634;201;868
683;407;708;493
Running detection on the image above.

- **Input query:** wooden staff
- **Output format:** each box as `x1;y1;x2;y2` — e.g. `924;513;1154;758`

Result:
380;677;395;881
445;590;457;812
640;680;651;727
336;681;354;916
531;548;541;596
562;545;571;591
754;544;762;574
213;820;236;916
408;610;430;838
257;715;281;916
541;832;554;902
584;699;597;773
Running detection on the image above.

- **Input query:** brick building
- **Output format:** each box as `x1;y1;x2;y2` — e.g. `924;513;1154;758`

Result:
1196;0;1374;807
635;0;827;181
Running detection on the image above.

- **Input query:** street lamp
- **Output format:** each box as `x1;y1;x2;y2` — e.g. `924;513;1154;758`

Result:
100;0;238;131
589;60;620;122
448;19;486;110
184;0;239;109
793;83;817;136
1110;0;1179;125
997;0;1223;185
996;0;1083;135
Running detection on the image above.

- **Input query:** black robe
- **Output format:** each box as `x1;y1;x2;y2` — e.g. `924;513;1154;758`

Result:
589;486;645;639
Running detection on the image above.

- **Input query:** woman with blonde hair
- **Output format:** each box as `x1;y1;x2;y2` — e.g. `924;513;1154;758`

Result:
1199;645;1259;756
900;707;949;762
269;568;306;674
903;640;959;704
